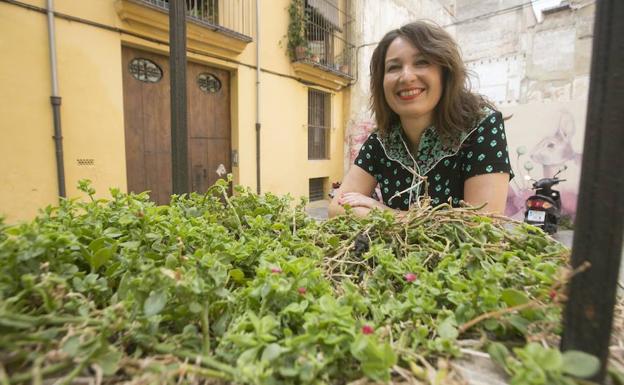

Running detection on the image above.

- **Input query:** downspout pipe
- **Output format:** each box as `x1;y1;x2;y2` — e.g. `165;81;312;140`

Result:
46;0;66;199
255;0;261;195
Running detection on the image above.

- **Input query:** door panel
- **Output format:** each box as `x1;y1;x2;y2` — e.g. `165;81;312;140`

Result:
122;47;172;204
122;46;231;203
187;60;231;192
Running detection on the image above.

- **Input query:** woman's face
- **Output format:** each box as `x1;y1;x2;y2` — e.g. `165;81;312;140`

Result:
382;36;443;126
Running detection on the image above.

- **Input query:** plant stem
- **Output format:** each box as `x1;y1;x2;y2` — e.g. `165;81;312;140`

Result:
0;363;9;385
152;344;235;378
201;301;211;355
8;362;70;384
178;363;230;380
458;302;542;334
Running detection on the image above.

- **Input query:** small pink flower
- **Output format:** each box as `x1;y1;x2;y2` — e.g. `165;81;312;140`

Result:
361;325;374;335
271;267;282;274
549;290;557;300
404;273;417;282
298;287;307;295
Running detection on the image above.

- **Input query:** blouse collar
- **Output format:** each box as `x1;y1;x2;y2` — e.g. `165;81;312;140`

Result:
375;107;493;176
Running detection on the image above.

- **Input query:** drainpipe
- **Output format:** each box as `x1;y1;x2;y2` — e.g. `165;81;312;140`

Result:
46;0;66;199
255;0;261;194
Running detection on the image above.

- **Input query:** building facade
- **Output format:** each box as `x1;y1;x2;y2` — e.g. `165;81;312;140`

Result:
455;0;595;220
0;0;353;223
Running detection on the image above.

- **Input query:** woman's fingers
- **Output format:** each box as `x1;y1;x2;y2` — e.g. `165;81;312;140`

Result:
338;192;376;208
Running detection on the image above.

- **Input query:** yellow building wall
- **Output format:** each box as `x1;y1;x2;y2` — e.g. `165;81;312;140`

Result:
0;1;127;224
0;0;347;224
0;2;58;222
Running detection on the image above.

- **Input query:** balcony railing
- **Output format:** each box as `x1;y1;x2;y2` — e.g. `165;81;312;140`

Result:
295;0;354;77
139;0;254;40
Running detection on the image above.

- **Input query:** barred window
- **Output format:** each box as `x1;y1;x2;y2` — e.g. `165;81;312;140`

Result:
303;0;353;76
308;89;331;160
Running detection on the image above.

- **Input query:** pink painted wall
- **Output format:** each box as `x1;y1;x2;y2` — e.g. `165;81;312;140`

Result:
501;101;586;221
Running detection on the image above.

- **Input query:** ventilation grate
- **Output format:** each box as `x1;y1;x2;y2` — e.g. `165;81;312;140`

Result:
309;177;326;202
77;158;95;166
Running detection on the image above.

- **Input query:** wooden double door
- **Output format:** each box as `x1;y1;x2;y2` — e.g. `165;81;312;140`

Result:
121;46;231;204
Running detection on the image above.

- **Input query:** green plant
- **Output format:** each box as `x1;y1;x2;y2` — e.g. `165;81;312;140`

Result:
489;342;600;385
559;214;574;230
286;0;308;60
0;178;584;384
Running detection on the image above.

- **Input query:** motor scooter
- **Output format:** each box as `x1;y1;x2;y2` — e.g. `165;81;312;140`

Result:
524;167;566;234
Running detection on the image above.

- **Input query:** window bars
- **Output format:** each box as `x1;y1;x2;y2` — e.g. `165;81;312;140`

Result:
308;89;330;160
140;0;254;38
303;0;354;76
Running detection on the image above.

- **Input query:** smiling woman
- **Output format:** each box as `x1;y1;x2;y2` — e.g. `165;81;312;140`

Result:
328;21;514;218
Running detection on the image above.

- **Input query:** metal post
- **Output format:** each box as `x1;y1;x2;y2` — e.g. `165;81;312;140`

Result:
46;0;66;199
561;0;624;383
169;0;189;195
255;0;261;195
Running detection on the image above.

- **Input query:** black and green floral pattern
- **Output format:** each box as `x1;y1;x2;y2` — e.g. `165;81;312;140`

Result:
355;109;514;210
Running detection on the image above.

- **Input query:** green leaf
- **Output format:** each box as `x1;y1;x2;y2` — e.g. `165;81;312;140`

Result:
96;348;123;376
88;237;107;253
508;315;530;335
488;342;510;369
229;268;245;283
90;246;114;271
539;348;563;371
144;290;167;316
189;302;202;314
120;240;141;250
61;335;81;357
327;236;340;248
279;367;299;377
438;317;458;340
501;289;530;307
562;350;600;378
350;335;396;382
261;343;287;362
608;367;624;385
237;346;260;367
483;318;500;331
380;342;398;367
117;272;131;300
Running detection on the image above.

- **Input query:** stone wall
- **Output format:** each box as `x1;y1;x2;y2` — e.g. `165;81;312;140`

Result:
455;0;595;219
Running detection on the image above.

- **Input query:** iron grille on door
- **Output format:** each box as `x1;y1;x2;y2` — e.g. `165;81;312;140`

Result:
309;177;326;201
308;89;330;160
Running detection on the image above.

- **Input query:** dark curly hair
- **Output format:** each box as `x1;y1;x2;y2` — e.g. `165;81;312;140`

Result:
370;20;494;145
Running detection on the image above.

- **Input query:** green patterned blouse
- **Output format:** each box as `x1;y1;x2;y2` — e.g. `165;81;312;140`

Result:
354;109;514;210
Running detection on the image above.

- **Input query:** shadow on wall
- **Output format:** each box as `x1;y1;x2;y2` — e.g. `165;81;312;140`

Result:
505;109;583;221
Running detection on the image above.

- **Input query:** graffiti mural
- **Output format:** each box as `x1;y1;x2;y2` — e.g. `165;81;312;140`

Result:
503;102;586;221
347;119;376;164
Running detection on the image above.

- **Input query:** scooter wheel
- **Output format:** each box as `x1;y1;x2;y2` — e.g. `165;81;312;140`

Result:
544;223;557;234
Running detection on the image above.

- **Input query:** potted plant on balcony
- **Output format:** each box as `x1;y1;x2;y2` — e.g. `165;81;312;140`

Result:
287;0;308;61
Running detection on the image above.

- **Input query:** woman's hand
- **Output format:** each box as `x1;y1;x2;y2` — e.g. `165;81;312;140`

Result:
328;167;379;218
338;192;386;210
